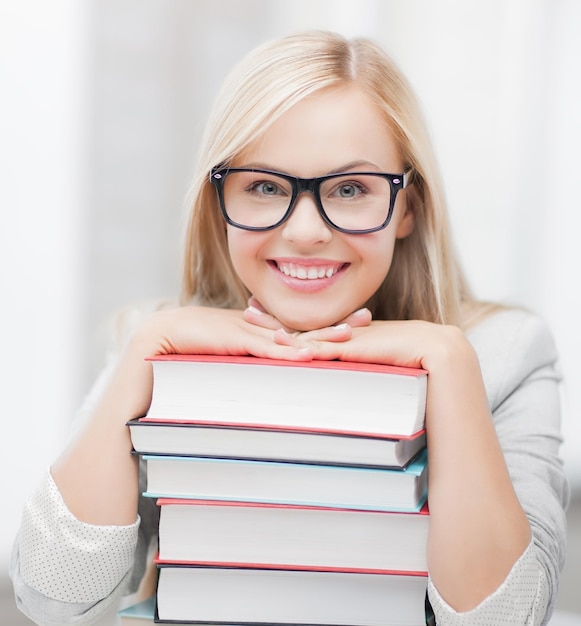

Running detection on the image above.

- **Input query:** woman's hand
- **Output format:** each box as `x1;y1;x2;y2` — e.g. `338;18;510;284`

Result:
243;295;448;369
269;316;460;371
129;304;318;363
244;297;471;374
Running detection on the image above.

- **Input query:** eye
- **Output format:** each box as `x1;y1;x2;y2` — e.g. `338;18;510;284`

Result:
248;180;285;197
338;183;359;198
330;180;368;199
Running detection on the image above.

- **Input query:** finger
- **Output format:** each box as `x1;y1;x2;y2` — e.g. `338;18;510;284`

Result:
245;296;297;332
247;295;267;313
246;337;314;362
273;328;298;346
302;323;352;342
272;330;346;362
243;305;285;331
340;307;372;328
274;324;352;345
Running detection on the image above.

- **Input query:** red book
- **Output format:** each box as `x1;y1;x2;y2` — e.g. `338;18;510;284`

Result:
143;355;428;438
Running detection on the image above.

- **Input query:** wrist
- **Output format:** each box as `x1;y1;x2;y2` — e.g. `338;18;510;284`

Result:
420;324;477;373
125;308;177;360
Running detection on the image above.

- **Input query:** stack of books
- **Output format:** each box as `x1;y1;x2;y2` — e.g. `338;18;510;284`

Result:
122;355;430;626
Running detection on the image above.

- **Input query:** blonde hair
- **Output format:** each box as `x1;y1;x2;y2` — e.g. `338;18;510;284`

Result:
181;30;479;327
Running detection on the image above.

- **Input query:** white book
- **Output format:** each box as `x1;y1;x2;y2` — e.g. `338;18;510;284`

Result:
155;564;428;626
128;418;426;469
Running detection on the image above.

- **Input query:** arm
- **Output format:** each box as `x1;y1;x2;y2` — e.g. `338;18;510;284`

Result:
424;310;568;625
262;308;567;622
51;304;312;526
12;304;313;625
344;320;533;610
423;325;533;609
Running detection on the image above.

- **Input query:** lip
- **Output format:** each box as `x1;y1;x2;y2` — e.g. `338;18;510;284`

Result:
267;258;348;292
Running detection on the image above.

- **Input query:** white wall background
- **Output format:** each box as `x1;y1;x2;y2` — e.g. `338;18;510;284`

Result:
2;0;580;591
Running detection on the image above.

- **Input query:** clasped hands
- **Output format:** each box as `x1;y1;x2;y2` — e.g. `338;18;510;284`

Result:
242;295;372;348
242;295;463;372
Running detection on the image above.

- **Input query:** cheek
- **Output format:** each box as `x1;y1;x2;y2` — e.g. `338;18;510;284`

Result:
226;228;264;287
356;234;397;284
226;230;242;268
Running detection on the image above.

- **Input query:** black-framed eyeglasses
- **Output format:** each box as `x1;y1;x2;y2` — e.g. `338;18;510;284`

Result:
210;167;412;234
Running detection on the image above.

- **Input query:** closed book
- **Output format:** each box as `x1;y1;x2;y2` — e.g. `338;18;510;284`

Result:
117;596;194;625
142;448;428;512
157;498;429;572
144;355;427;438
154;562;428;626
128;417;426;469
118;597;157;625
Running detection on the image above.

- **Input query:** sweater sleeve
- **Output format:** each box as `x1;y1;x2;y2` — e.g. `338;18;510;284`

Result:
10;469;139;625
427;539;550;625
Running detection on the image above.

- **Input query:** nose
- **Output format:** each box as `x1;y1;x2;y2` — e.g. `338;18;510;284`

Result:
280;192;333;244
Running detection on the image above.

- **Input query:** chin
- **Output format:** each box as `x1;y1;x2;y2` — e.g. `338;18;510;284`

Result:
279;312;340;333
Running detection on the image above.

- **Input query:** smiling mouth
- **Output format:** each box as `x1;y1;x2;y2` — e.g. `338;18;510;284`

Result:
272;261;346;280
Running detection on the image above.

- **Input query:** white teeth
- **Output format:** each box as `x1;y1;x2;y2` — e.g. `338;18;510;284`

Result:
276;262;339;280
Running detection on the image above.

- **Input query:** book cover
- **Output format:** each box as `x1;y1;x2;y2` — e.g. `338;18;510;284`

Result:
144;355;427;438
142;448;428;512
117;596;196;625
128;417;426;469
156;498;429;572
154;562;428;625
117;596;156;625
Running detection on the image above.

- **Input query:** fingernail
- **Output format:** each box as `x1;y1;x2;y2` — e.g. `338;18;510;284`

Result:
247;305;264;315
333;323;348;330
353;308;370;317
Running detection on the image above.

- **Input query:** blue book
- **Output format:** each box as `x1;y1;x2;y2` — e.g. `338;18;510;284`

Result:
142;448;428;512
118;596;195;625
117;597;155;624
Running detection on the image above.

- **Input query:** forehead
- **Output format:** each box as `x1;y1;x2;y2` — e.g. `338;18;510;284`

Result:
236;86;402;176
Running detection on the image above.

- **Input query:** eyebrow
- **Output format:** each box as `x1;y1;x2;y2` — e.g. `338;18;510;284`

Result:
239;160;386;176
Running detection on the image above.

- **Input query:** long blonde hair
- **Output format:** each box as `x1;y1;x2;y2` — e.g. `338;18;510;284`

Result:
181;30;478;326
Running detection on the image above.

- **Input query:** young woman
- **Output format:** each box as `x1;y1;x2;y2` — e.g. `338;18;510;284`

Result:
11;31;568;626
